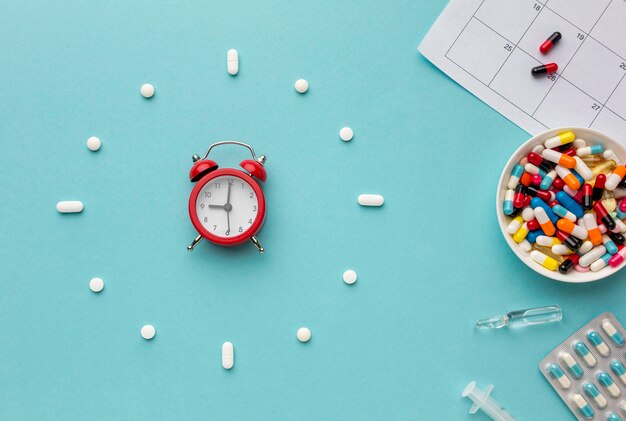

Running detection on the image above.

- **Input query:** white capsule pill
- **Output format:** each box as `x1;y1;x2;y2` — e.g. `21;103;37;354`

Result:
343;269;357;285
89;277;104;293
604;150;624;166
56;201;84;213
579;245;606;267
518;239;531;252
222;341;234;369
578;241;593;256
227;49;238;75
591;257;608;272
608;382;621;397
294;79;308;94
141;324;156;340
574;157;594;181
339;127;353;142
573;139;587;149
86;136;101;151
297;327;311;343
358;194;384;207
140;83;155;98
552;244;574;255
521;207;535;221
531;144;545;154
507;217;523;234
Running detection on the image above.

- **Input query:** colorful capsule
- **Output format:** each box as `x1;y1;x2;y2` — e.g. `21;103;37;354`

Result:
582;184;593;210
563;185;583;204
577;145;604;157
574;342;597;367
580;245;607;267
513;222;530;243
592;174;606;201
583;382;607;408
534;207;555;236
532;197;560;223
531;174;542;186
524;162;546;176
607;166;626;191
557;218;588;240
548;363;571;388
553;177;565;190
513;184;525;208
607;413;623;421
594;201;617;230
574;157;594;181
507;216;524;234
603;234;619;255
540;170;556;190
556;191;584;219
557;230;583;251
589;330;610;356
526;185;553;202
605;149;624;165
597;371;621;397
577;240;593;255
526;229;544;244
572;393;594;419
583;213;603;245
591;253;612;271
611;361;626;384
602;320;624;346
507;164;524;189
544;131;575;149
521;207;535;221
527;219;540;231
543;149;577;169
530;250;559;270
552;244;574;255
559;254;579;273
532;62;558;75
537;235;560;247
560;352;583;378
608;245;625;270
540;31;562;54
520;172;532;186
609;231;625;244
555;165;581;191
503;190;514;215
518;239;532;252
551;204;576;222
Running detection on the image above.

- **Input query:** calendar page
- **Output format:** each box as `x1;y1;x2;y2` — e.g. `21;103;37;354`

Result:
419;0;626;143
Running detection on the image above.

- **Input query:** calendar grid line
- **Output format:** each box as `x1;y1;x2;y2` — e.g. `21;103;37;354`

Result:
590;72;626;127
444;0;486;58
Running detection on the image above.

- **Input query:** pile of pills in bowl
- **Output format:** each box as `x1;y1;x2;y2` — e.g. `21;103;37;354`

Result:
502;131;626;275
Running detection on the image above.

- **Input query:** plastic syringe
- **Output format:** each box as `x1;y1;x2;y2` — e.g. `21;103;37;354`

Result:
475;305;562;329
462;381;516;421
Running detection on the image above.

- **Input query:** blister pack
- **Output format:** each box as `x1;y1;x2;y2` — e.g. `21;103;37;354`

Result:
540;312;626;420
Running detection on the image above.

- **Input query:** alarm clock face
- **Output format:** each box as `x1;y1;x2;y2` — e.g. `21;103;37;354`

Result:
194;174;261;239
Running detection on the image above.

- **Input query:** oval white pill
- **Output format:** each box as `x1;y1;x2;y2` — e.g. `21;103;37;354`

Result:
140;83;155;98
339;127;353;142
141;324;156;340
89;277;104;293
358;194;384;206
56;201;84;213
297;327;311;342
227;49;238;75
294;79;308;94
343;269;357;285
86;136;101;151
222;341;234;369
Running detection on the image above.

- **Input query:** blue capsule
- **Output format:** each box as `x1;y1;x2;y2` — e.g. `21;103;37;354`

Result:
608;413;623;421
588;331;610;356
572;170;584;186
556;191;584;219
611;361;626;384
548;363;571;388
617;207;626;219
508;164;524;189
603;235;619;255
527;229;545;244
552;204;573;220
597;371;620;397
572;393;594;418
602;320;625;346
574;342;597;367
560;352;583;379
504;189;514;215
540;170;556;190
582;383;607;409
531;197;559;224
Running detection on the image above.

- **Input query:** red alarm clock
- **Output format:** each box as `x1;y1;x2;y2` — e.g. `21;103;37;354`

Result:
187;141;267;253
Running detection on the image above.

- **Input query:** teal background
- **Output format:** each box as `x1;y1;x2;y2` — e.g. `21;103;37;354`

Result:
1;0;625;419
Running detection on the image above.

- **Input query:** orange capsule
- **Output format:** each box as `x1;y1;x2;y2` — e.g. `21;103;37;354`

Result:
542;149;577;168
520;172;532;187
583;214;603;246
555;165;581;190
556;218;588;240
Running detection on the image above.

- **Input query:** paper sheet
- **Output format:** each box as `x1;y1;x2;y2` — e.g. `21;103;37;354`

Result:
419;0;626;142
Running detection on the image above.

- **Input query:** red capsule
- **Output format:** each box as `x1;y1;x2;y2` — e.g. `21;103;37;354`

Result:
561;147;576;157
527;152;544;167
520;172;532;187
527;219;540;231
594;201;617;230
620;197;626;212
593;174;606;201
553;177;565;190
513;184;526;208
540;32;562;54
582;184;593;210
549;200;559;207
532;62;558;75
531;174;542;186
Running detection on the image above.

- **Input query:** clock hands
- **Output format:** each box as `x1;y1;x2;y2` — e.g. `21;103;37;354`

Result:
206;179;234;234
208;204;225;209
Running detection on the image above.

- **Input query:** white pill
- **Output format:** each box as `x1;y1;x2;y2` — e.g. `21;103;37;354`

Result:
56;201;84;213
339;127;353;142
222;341;234;369
358;194;384;207
141;324;156;340
89;277;104;293
140;83;155;98
343;269;357;285
86;136;101;151
518;239;531;253
227;49;238;75
297;327;311;342
521;207;535;221
294;79;308;94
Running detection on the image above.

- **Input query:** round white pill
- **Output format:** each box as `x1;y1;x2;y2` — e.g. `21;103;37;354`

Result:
297;327;311;342
89;277;104;293
141;324;156;340
56;201;84;213
140;83;155;98
86;136;101;151
343;269;357;285
294;79;308;94
339;127;353;142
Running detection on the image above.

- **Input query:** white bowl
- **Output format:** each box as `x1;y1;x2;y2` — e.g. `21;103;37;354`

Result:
496;127;626;283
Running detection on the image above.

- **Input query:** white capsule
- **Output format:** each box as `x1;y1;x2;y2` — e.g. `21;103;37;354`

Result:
518;239;531;252
579;245;607;267
86;136;101;151
339;127;353;142
294;79;308;94
536;235;559;247
358;194;384;207
56;201;84;213
572;393;590;410
507;217;523;234
568;223;588;240
574;157;594;181
141;324;156;340
552;244;574;255
296;327;311;343
524;163;541;175
573;139;587;149
227;49;239;75
522;207;535;221
607;382;621;397
613;219;626;233
603;320;619;337
89;277;104;293
222;342;234;369
604;150;624;165
591;257;609;272
613;187;626;199
532;144;545;154
140;83;155;98
343;269;357;285
578;241;593;256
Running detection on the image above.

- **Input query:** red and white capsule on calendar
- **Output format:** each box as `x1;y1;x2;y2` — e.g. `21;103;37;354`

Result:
187;141;267;253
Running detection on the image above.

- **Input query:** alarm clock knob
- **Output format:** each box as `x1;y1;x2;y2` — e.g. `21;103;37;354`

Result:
189;159;218;182
239;159;267;183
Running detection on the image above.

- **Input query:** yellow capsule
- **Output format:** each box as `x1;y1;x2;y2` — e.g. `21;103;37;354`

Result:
603;198;617;213
545;131;575;148
530;250;559;271
513;222;529;243
592;160;616;176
